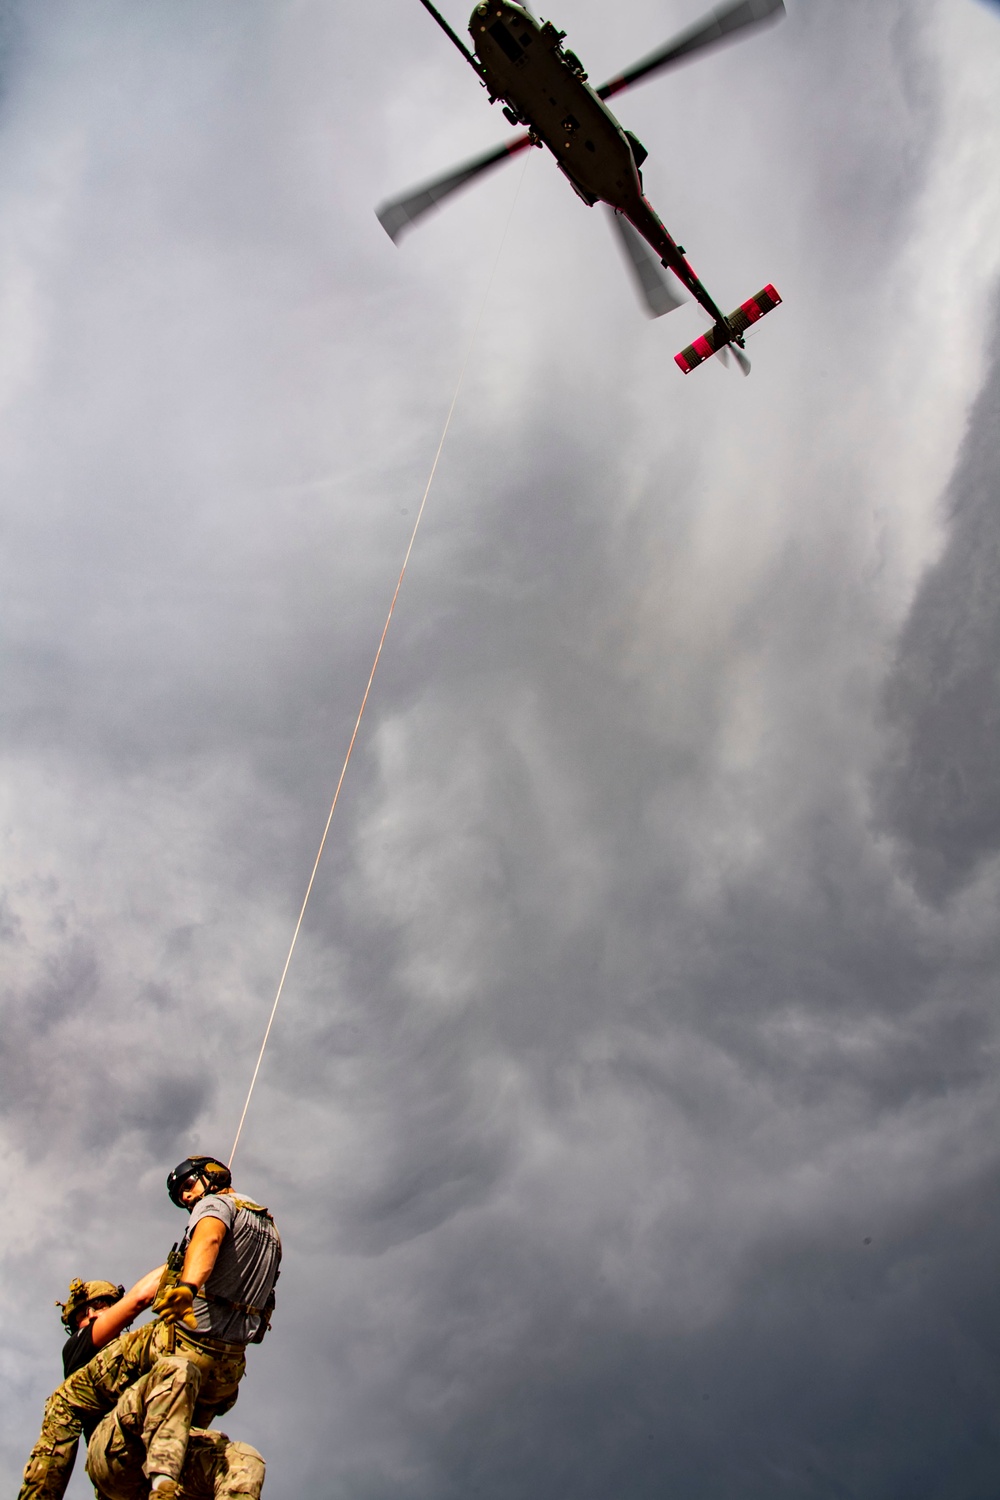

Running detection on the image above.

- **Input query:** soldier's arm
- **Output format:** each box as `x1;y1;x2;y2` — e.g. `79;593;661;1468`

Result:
89;1267;165;1351
180;1216;227;1290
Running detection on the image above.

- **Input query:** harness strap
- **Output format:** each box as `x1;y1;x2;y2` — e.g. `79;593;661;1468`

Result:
199;1288;268;1318
229;1196;276;1224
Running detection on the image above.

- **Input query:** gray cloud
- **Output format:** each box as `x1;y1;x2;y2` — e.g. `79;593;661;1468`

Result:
874;292;1000;901
2;1;1000;1498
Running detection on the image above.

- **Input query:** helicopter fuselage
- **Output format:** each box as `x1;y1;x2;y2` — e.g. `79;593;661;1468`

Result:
469;1;728;325
472;2;639;208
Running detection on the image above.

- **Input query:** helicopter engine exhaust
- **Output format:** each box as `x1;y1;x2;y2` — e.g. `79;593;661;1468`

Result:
674;284;781;373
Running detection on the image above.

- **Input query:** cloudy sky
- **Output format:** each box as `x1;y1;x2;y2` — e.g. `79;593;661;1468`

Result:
2;0;1000;1496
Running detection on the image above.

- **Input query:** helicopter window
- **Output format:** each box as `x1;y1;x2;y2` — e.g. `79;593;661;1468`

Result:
488;20;524;62
519;32;532;45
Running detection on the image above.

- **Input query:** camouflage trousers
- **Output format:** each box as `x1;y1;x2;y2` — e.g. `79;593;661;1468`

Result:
18;1322;246;1500
84;1360;264;1500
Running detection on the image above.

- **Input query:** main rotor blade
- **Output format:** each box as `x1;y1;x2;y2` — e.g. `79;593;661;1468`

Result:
606;208;685;318
416;0;488;81
597;0;784;101
376;134;531;242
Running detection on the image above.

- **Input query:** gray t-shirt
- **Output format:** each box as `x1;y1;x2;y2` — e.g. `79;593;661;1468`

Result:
186;1191;281;1344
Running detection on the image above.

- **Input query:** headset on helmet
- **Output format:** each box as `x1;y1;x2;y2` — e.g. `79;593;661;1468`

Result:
56;1278;125;1329
166;1155;232;1208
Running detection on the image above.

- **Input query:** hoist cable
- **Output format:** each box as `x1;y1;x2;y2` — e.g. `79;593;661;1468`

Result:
229;161;529;1167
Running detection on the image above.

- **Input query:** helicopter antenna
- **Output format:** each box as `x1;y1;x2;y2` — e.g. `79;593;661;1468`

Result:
416;0;489;82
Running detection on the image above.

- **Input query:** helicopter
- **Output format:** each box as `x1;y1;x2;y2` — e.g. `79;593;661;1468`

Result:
376;0;785;373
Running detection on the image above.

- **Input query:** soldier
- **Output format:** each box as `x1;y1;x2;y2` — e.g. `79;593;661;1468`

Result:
85;1370;264;1500
131;1155;281;1494
59;1275;165;1380
19;1270;167;1500
19;1155;280;1500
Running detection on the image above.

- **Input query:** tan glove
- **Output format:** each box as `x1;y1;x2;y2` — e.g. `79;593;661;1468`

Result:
155;1283;198;1330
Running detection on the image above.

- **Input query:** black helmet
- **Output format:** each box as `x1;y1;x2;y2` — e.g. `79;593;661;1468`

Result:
167;1155;232;1208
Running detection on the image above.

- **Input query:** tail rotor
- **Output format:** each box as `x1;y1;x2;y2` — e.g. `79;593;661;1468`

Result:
717;342;751;376
675;284;780;374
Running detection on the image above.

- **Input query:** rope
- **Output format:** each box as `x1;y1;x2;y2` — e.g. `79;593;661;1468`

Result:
229;161;529;1167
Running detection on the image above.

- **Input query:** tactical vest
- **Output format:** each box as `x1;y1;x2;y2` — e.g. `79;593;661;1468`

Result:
183;1196;282;1344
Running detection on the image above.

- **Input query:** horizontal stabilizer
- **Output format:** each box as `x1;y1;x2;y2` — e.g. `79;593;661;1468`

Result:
674;283;781;373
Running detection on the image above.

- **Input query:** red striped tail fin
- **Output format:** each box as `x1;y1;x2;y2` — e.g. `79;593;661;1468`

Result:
675;284;781;374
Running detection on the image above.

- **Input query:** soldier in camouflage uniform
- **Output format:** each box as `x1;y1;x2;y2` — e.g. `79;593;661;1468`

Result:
18;1270;170;1500
18;1285;244;1500
84;1359;264;1500
19;1154;276;1500
145;1155;280;1492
